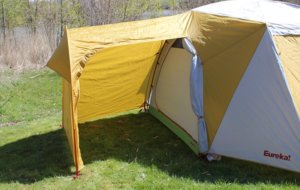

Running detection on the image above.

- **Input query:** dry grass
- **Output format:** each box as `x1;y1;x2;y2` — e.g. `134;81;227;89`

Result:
0;29;53;71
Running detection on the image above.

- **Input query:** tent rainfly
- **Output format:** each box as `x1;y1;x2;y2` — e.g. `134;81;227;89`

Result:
47;0;300;176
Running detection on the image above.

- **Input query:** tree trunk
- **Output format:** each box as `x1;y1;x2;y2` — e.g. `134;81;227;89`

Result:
122;1;128;22
34;0;39;34
60;0;63;38
1;0;5;40
106;0;111;24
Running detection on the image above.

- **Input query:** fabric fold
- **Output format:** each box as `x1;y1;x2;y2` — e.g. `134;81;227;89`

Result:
182;38;208;153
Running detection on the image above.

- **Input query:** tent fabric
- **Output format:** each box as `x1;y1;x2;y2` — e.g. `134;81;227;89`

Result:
153;47;198;141
273;35;300;115
78;41;165;122
48;12;193;171
148;39;176;110
183;11;266;146
47;10;269;172
62;79;84;171
48;28;71;82
182;38;208;153
210;31;300;172
49;12;192;84
193;0;300;35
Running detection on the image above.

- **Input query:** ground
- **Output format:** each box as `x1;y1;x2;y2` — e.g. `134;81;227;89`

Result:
0;69;299;190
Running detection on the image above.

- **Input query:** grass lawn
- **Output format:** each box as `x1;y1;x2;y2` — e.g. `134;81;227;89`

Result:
0;69;300;190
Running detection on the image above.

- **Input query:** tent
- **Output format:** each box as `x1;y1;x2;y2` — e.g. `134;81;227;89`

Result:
47;0;300;175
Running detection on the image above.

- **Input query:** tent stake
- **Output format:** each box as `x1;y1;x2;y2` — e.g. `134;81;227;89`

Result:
73;170;80;180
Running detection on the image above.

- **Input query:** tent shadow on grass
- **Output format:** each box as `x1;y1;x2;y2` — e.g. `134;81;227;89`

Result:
0;129;73;184
1;112;300;185
79;112;300;185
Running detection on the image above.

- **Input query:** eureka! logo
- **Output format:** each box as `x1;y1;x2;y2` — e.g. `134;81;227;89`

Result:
264;150;291;161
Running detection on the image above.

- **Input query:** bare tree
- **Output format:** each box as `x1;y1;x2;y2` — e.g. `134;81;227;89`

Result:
60;0;63;37
1;0;5;40
34;0;39;34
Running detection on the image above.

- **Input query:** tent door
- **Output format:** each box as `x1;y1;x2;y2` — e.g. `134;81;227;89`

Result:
152;46;199;142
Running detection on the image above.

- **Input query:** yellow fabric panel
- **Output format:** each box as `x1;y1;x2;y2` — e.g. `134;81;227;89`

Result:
273;35;300;115
62;79;84;170
47;28;71;82
48;12;192;83
188;12;266;145
78;41;165;123
188;12;266;62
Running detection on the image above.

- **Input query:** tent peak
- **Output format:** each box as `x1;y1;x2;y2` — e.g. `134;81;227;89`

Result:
193;0;300;35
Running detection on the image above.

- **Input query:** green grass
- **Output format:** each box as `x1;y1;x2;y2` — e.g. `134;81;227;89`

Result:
0;69;300;189
0;69;61;124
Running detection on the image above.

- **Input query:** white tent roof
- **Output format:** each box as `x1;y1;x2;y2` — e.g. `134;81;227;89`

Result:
193;0;300;35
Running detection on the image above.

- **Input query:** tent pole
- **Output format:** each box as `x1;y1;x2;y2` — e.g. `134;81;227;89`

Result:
73;166;80;179
72;131;80;179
